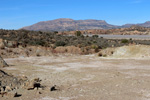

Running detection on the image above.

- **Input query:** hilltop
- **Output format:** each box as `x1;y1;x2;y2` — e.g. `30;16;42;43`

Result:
21;18;118;31
21;18;150;32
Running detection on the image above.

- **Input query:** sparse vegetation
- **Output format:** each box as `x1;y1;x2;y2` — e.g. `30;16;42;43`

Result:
1;29;150;55
55;41;66;46
75;31;82;36
121;39;129;43
92;35;99;38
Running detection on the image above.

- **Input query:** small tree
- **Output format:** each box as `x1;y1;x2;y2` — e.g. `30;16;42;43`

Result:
121;39;129;44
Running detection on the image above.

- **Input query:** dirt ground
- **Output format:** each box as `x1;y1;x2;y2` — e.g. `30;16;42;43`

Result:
1;54;150;100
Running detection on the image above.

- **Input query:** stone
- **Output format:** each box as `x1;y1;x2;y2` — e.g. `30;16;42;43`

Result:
50;85;60;91
26;78;41;90
6;41;18;48
5;86;12;92
0;87;4;93
7;91;22;98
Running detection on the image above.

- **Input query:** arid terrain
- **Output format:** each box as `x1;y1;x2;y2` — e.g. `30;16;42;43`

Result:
2;0;150;99
1;29;150;100
1;53;150;100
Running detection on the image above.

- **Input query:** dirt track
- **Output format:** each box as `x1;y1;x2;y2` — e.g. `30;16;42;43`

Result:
1;55;150;100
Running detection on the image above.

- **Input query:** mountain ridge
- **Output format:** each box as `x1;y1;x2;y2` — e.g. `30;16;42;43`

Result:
21;18;150;31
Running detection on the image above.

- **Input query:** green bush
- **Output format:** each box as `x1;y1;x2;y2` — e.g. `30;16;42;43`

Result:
92;35;99;38
54;31;58;34
121;39;129;43
55;41;66;46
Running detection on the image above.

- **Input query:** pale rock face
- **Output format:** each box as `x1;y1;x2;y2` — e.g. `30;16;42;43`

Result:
99;45;150;59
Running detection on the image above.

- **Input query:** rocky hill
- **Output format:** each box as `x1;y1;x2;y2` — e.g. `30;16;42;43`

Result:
122;21;150;28
21;18;118;31
21;18;150;32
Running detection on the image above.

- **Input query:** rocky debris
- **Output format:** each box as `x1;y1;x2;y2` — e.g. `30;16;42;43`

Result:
98;48;115;57
0;39;18;49
5;86;12;92
0;70;43;98
0;56;9;68
50;85;60;91
0;70;25;90
0;46;53;58
6;41;18;48
23;78;42;90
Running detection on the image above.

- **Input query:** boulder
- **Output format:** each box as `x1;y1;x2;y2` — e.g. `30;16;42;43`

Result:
7;41;18;48
50;85;60;91
0;56;9;68
24;78;42;90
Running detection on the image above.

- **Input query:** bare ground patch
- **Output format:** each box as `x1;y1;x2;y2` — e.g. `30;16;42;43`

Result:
1;55;150;100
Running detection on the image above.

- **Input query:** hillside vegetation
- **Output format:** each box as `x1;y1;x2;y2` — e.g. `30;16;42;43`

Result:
1;29;150;57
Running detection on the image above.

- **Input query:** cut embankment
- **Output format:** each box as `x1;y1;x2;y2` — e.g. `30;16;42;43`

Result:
98;45;150;59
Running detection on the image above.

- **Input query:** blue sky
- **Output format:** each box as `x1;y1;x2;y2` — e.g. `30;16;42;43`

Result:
0;0;150;29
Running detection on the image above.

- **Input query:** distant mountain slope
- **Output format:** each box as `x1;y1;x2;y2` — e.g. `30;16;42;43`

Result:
59;25;150;35
121;21;150;28
21;18;150;31
21;18;118;31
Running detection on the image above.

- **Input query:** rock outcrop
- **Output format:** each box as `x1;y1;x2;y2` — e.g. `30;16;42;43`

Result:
98;45;150;58
0;56;8;68
0;70;43;97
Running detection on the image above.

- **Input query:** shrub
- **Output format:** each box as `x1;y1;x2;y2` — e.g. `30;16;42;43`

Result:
92;35;99;38
55;41;66;46
91;45;98;49
75;31;82;36
93;40;97;43
103;54;107;57
121;39;129;43
98;53;103;57
54;31;58;34
35;40;46;46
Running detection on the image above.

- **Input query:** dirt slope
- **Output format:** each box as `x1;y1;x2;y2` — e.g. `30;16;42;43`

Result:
99;45;150;59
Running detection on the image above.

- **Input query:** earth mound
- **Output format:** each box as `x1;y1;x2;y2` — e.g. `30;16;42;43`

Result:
98;45;150;59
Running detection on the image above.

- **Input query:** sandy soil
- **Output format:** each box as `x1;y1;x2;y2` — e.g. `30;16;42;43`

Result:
1;54;150;100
